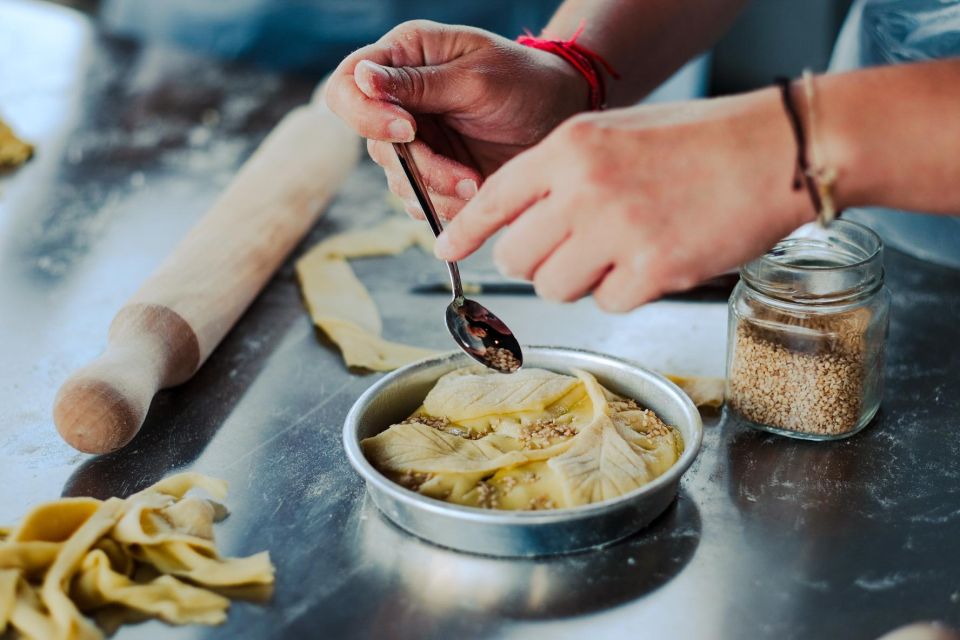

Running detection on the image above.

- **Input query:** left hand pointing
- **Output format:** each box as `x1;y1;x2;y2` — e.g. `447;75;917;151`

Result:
433;88;836;312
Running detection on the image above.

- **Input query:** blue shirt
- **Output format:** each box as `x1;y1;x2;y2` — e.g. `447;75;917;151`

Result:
832;0;960;268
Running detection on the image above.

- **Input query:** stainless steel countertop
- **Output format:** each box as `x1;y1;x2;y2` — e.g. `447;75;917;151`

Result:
2;2;959;639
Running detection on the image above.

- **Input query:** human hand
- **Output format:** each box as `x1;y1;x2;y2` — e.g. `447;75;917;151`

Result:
325;20;588;219
433;89;833;312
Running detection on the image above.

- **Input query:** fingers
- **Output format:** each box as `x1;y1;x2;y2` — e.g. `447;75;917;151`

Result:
326;21;486;143
367;140;480;198
386;172;469;221
591;252;661;313
355;60;473;115
369;139;478;220
434;152;551;261
492;199;569;280
399;192;467;221
531;233;614;303
326;42;418;142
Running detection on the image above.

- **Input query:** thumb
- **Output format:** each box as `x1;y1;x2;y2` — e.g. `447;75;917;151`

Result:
354;59;468;115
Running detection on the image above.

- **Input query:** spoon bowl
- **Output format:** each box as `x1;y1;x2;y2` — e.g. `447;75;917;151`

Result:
446;296;523;373
393;143;524;374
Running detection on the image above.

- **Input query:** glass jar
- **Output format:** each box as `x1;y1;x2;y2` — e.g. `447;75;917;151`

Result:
725;220;891;440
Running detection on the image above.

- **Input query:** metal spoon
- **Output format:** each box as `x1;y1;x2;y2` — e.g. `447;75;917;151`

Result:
393;142;523;374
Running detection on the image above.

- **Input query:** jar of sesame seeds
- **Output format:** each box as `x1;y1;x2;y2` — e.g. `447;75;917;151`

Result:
725;220;890;440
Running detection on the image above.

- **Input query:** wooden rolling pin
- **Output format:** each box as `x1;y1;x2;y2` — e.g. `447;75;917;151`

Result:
54;88;360;454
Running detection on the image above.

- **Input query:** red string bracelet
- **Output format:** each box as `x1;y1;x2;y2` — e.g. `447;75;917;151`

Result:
517;22;620;111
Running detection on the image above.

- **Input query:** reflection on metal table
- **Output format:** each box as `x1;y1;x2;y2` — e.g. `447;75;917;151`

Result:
1;2;958;639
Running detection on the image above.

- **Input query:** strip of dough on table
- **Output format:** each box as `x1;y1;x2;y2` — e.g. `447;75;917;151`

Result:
296;216;437;371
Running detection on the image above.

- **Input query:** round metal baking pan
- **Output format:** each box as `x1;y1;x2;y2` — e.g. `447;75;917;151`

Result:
343;346;703;557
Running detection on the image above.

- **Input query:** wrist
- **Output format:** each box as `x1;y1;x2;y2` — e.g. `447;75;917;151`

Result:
806;74;869;212
524;45;592;120
516;26;619;111
751;86;821;229
785;72;866;214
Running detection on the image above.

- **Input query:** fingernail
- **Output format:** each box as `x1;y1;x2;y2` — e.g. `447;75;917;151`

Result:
455;179;478;200
388;119;415;142
434;233;453;259
355;60;391;97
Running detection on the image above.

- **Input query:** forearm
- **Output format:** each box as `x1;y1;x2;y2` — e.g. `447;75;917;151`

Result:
817;59;960;216
543;0;750;106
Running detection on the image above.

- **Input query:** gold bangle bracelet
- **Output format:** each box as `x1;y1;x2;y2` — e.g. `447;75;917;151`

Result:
801;69;839;227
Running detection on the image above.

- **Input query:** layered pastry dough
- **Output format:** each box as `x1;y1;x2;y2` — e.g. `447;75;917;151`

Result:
0;473;273;639
363;367;683;510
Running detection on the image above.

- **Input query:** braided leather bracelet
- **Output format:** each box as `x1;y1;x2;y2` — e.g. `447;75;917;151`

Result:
775;73;839;227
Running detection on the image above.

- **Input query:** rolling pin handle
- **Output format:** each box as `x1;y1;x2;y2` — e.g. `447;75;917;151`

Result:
53;304;199;454
52;89;358;454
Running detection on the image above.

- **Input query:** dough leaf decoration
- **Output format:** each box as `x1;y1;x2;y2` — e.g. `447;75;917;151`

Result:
363;367;683;510
362;422;528;474
548;370;682;506
422;367;579;421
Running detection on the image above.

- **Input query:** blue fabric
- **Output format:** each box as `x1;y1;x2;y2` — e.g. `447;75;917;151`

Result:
100;0;561;73
831;0;960;269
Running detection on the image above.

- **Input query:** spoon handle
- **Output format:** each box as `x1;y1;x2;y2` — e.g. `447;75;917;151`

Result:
393;143;464;299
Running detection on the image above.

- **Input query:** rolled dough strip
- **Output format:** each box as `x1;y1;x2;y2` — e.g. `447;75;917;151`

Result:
296;215;437;371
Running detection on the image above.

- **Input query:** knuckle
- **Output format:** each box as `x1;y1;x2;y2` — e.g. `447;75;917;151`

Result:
422;162;452;194
594;291;619;313
532;266;568;302
384;20;445;56
593;278;630;313
641;255;673;289
559;114;598;142
559;285;584;302
459;212;484;240
493;243;526;279
366;139;385;165
394;19;438;36
666;265;698;292
532;277;561;302
385;171;410;196
386;20;422;43
395;66;426;101
436;199;460;221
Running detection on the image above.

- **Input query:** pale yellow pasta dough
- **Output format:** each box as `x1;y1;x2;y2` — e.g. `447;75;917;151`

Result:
0;473;274;639
0;116;33;169
363;367;683;510
296;216;437;371
665;374;725;409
